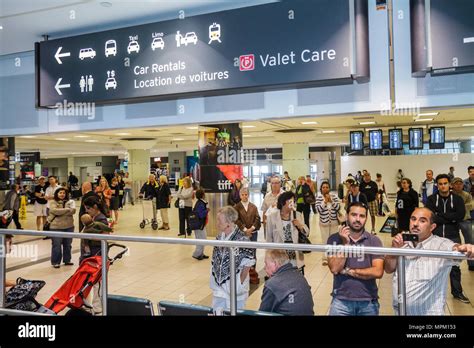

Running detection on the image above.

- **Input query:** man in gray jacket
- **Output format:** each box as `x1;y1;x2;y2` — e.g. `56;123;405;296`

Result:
259;249;314;315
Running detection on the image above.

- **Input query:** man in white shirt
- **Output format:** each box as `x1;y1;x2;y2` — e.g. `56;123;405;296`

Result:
260;177;284;225
384;207;473;315
45;176;61;210
210;206;255;314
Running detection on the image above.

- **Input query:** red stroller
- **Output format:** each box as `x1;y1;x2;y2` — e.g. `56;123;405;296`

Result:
44;244;128;314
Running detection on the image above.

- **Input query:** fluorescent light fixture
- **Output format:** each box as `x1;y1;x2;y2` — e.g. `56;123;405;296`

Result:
74;135;90;138
0;26;3;30
116;132;131;136
417;112;439;117
359;121;376;125
414;118;433;122
243;125;256;128
186;126;198;130
85;139;99;143
19;135;37;138
322;130;336;134
462;123;474;127
172;138;184;141
55;138;68;141
301;121;318;125
243;134;252;137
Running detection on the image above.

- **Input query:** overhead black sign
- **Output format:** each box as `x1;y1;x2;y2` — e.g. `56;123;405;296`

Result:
411;0;474;76
36;0;369;107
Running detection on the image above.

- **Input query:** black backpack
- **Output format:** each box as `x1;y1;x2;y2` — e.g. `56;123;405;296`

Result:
188;200;206;230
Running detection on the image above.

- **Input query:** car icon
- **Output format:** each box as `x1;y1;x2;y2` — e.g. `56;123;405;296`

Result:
184;32;198;45
105;77;117;90
151;37;165;51
105;40;117;57
79;48;96;60
127;41;140;54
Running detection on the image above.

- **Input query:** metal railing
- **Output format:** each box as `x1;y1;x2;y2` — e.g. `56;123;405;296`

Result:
0;229;470;316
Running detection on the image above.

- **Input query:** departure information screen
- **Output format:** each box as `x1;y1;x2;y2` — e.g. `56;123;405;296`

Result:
350;131;364;151
389;129;403;150
369;130;383;150
409;128;424;150
429;127;445;149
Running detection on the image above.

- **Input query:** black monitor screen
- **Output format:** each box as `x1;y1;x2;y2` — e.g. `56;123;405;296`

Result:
389;129;403;150
409;128;424;150
350;131;364;151
429;127;445;149
369;130;383;150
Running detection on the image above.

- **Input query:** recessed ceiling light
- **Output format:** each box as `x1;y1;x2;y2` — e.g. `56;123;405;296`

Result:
19;135;37;138
172;138;184;141
55;138;68;141
85;139;99;143
243;134;252;137
359;121;376;125
243;125;256;128
116;132;131;136
74;135;90;138
414;118;433;122
322;130;336;134
301;121;318;125
186;127;198;130
462;123;474;127
417;112;439;117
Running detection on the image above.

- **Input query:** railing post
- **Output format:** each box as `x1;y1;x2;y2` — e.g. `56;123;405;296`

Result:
229;247;237;316
0;234;5;308
397;256;407;316
101;240;108;316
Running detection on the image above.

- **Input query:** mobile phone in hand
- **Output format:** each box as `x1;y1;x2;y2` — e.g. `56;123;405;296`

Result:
402;233;419;242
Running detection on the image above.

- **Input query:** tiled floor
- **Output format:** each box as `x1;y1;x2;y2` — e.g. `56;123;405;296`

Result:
4;192;474;315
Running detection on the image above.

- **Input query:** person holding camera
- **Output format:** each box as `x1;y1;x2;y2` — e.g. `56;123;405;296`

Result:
385;208;473;314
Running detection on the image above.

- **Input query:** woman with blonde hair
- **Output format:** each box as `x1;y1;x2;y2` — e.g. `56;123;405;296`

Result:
176;177;193;236
95;177;112;217
157;175;172;230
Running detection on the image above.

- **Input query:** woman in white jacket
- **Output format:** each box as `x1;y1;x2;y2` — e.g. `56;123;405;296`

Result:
266;191;310;274
176;177;194;237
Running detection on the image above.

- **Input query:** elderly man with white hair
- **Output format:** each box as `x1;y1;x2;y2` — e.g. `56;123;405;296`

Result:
210;206;255;313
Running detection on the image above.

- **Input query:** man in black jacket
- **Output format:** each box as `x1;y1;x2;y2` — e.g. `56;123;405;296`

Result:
260;249;314;315
426;174;468;303
359;172;379;235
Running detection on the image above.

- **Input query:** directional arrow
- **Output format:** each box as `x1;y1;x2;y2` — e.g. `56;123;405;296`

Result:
55;46;71;64
55;78;70;95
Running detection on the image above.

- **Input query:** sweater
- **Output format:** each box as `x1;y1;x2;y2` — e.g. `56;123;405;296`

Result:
48;199;76;230
426;192;465;240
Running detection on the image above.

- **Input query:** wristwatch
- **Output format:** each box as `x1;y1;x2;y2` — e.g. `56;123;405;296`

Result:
340;267;351;275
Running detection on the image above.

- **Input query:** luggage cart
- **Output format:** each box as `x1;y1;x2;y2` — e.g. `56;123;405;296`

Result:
139;197;159;230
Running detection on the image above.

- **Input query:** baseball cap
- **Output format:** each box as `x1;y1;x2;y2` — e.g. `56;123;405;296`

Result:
452;177;463;184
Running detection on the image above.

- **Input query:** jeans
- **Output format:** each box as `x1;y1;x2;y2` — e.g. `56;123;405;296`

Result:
51;227;74;265
123;188;134;205
329;298;380;316
179;207;192;235
193;227;207;258
448;235;464;296
459;220;474;268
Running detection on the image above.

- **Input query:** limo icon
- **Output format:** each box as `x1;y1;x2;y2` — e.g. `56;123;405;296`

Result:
151;37;165;51
79;48;96;60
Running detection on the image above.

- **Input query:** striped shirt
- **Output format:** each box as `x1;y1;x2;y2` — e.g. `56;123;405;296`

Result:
392;234;459;315
315;193;340;224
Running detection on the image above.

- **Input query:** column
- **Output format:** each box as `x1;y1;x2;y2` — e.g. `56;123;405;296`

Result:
67;157;75;177
127;149;151;183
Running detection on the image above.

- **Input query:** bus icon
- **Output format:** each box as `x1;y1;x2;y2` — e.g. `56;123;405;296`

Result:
105;40;117;57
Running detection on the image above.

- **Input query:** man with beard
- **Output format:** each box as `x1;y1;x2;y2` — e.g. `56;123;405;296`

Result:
326;202;384;316
385;208;473;315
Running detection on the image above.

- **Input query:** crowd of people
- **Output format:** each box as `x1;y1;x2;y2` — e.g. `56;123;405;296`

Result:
1;165;473;316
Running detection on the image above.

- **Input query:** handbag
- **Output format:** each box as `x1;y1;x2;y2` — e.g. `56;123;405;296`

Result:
174;198;180;208
293;211;311;253
5;277;46;312
43;215;56;231
303;191;316;205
